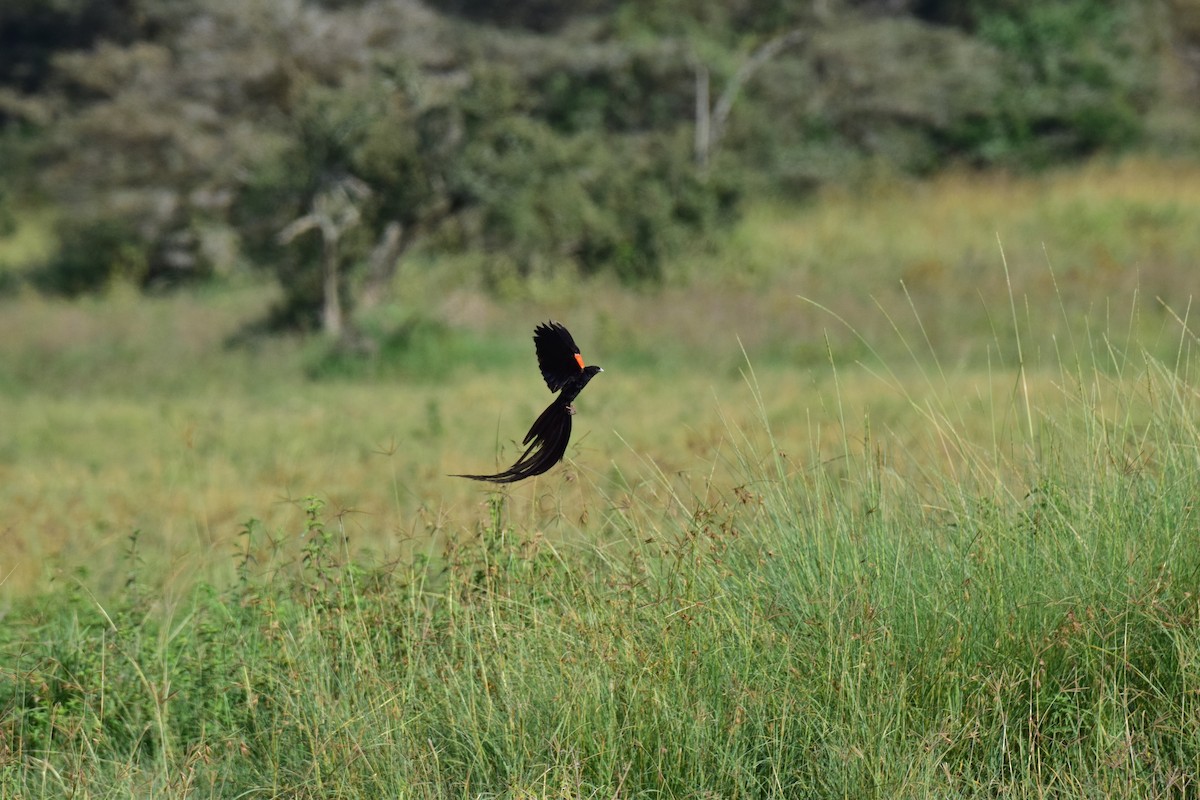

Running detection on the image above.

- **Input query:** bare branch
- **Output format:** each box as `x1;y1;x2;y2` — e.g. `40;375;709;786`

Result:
696;29;807;170
277;214;322;245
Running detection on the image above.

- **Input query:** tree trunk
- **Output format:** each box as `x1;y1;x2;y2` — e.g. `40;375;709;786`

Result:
694;61;711;171
321;235;342;339
357;220;405;312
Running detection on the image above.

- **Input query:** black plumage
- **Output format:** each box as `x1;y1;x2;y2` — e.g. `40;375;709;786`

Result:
454;321;603;483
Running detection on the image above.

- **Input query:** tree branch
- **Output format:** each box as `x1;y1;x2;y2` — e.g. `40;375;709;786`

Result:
696;29;807;170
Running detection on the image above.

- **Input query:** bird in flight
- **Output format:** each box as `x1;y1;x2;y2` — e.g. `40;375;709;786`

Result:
454;321;603;483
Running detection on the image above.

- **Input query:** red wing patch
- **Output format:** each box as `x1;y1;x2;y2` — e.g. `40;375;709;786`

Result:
574;352;585;370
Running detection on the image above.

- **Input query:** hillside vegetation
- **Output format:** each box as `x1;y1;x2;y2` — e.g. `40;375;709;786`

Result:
2;0;1199;338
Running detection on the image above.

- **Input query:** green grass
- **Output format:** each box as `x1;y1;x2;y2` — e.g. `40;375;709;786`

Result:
2;335;1198;797
0;207;56;275
1;156;1199;796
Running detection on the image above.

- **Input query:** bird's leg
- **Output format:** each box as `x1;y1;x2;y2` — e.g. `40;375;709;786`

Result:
566;404;576;416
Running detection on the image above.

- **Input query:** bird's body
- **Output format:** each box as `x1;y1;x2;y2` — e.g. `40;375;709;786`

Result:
454;321;602;483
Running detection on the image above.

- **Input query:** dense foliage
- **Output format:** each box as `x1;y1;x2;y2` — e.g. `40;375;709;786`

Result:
0;0;1192;333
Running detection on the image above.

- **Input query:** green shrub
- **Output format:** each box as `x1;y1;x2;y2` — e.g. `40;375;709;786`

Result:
453;118;737;285
946;0;1151;165
33;217;148;296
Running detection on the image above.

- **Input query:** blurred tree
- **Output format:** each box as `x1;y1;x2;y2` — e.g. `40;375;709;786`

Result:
235;73;438;333
35;0;430;295
9;0;1182;336
0;0;139;93
25;0;737;334
435;0;619;32
966;1;1152;162
277;175;371;339
0;0;189;94
692;28;806;171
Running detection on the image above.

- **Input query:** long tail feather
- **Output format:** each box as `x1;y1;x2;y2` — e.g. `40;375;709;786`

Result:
453;399;573;483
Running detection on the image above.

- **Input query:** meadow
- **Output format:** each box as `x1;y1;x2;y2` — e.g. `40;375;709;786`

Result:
1;156;1198;797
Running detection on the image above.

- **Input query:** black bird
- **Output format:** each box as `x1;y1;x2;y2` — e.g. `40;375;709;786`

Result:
455;321;603;483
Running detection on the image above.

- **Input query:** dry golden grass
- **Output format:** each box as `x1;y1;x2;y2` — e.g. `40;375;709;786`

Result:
669;154;1200;361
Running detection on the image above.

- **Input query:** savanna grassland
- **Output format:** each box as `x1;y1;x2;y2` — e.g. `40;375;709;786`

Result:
2;157;1200;797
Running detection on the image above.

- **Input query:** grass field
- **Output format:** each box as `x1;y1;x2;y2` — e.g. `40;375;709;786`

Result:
1;157;1199;797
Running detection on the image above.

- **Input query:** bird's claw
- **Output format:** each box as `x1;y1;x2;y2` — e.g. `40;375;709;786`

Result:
566;404;576;416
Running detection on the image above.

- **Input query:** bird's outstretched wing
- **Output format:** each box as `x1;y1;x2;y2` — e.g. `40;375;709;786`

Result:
534;321;586;393
452;398;573;483
454;320;600;483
